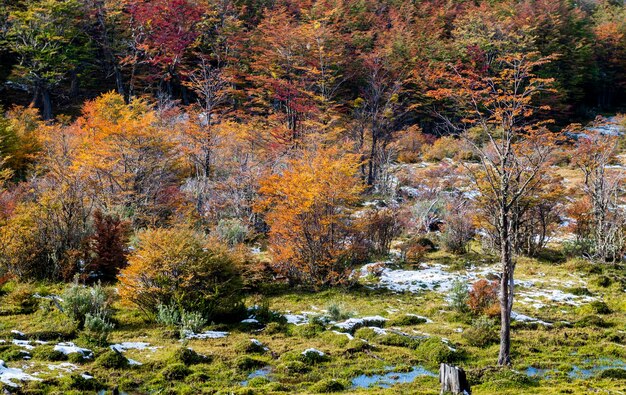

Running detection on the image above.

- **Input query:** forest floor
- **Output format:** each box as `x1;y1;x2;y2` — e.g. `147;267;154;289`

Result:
0;250;625;394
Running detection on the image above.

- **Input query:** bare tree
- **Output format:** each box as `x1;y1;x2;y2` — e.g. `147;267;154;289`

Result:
430;52;558;365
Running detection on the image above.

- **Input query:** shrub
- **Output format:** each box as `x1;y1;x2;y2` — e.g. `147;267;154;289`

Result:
353;208;401;257
62;373;103;391
61;280;112;329
83;311;114;345
180;310;207;335
161;363;192;380
441;202;475;254
84;210;130;282
119;227;244;322
326;303;352;322
95;350;129;369
237;339;267;354
448;279;469;313
575;315;611;328
278;361;309;374
463;316;498;347
379;334;421;349
400;237;436;264
216;218;249;246
156;303;181;327
4;283;38;313
468;279;499;317
422;136;473;162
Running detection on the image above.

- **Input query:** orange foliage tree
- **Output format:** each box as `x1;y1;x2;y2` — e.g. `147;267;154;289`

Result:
256;146;364;287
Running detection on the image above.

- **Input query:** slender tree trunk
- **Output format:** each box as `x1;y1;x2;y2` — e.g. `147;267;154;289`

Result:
367;132;378;186
498;209;513;366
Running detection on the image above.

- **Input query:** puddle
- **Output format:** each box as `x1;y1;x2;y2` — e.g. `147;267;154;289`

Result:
351;366;436;389
524;367;551;377
568;358;626;379
240;366;272;386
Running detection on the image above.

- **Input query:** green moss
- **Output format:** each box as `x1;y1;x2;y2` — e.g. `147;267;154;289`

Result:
300;349;330;365
414;337;462;365
170;347;211;365
61;374;104;391
95;350;129;369
575;315;612;328
310;379;346;393
278;360;309;374
236;339;267;354
387;314;427;326
378;333;421;349
598;368;626;379
235;356;267;371
161;363;192;380
247;376;270;387
33;345;67;361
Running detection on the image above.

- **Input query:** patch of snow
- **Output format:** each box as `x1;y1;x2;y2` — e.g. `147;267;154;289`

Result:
127;358;142;366
54;342;93;358
10;330;25;338
110;342;158;353
332;331;354;340
368;327;388;336
241;318;259;324
47;363;78;372
12;340;34;350
511;311;552;326
406;314;433;323
81;373;94;380
302;348;324;357
334;316;387;332
0;360;41;387
182;330;229;340
284;314;309;326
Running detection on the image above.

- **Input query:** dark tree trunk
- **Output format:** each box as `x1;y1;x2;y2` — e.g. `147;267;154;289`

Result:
41;87;53;120
367;133;378;186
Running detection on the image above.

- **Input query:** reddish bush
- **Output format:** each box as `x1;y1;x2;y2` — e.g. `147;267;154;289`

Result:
468;279;500;317
85;210;130;282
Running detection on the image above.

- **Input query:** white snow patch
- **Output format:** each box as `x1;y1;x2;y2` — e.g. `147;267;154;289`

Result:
182;330;229;340
301;348;324;357
511;311;552;326
241;318;259;324
284;314;309;326
332;331;354;340
54;342;93;358
12;340;34;350
110;342;158;353
334;316;387;332
47;363;78;373
0;360;41;387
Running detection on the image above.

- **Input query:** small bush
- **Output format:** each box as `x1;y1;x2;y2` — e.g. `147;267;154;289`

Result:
95;350;129;369
344;339;372;354
463;316;498;347
61;280;112;329
311;379;346;393
156;303;181;327
588;301;611;315
84;311;114;345
263;322;285;335
180;310;207;335
62;373;103;391
326;303;352;322
468;279;499;317
448;279;469;313
354;327;380;341
594;276;612;288
119;227;244;323
216;218;249;246
400;237;436;264
293;322;325;339
170;347;210;365
161;363;192;380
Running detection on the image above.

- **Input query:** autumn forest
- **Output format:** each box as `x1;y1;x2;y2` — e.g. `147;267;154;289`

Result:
0;0;626;394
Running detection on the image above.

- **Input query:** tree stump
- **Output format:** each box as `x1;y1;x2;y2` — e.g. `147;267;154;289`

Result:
439;363;471;395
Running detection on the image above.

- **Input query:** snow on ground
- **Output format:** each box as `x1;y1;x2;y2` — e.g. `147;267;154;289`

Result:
0;360;41;387
47;363;78;373
110;342;159;353
511;311;552;326
12;340;34;350
183;330;229;340
283;313;310;326
302;348;325;357
53;342;93;358
360;261;595;309
334;316;387;332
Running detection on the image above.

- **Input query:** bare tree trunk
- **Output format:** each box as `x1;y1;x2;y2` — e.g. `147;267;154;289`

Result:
41;87;53;120
498;209;513;366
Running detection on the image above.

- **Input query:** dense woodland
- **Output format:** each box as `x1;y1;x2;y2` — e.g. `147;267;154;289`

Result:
0;0;626;394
